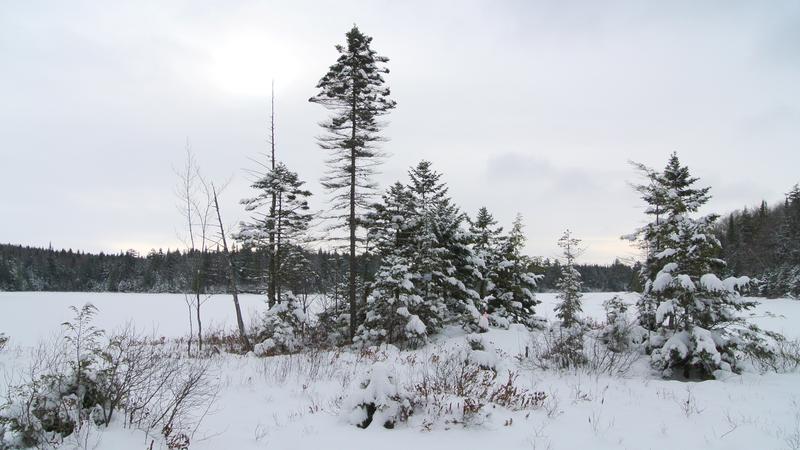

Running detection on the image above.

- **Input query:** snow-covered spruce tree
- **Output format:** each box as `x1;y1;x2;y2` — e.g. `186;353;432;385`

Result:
407;161;483;332
468;207;503;304
356;255;427;348
554;230;584;328
254;291;307;355
627;153;716;330
487;214;542;328
345;363;413;429
543;230;587;369
628;153;760;378
238;162;313;304
356;183;429;348
310;25;396;340
600;295;635;352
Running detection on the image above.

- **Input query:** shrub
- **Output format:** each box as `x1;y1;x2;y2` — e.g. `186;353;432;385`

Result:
740;327;800;373
599;296;636;352
254;292;307;355
345;363;413;429
410;348;546;427
0;306;217;450
542;325;587;370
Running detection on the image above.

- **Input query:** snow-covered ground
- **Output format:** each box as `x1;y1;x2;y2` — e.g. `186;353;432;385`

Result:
1;292;800;450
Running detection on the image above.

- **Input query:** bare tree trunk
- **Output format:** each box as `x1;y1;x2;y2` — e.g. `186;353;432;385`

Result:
268;82;278;307
348;89;358;341
185;295;193;357
276;194;283;302
212;186;252;352
196;290;203;352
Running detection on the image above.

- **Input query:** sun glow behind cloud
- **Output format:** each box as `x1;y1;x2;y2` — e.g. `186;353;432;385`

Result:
202;29;304;98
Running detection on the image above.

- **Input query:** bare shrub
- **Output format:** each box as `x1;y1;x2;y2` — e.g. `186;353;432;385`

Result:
257;348;347;387
0;336;71;449
523;323;641;377
408;348;545;427
676;386;704;417
584;330;641;377
201;328;240;355
0;307;218;450
130;358;217;450
523;328;586;371
742;330;800;374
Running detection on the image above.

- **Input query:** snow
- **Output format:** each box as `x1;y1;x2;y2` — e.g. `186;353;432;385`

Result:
656;299;675;324
652;272;673;292
654;248;677;259
676;274;696;291
1;292;800;449
404;315;426;336
692;327;721;365
253;338;275;355
723;276;751;292
661;262;679;273
662;331;690;359
700;273;726;292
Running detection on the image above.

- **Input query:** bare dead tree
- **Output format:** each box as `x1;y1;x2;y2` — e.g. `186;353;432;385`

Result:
175;143;214;355
211;183;252;352
267;81;277;306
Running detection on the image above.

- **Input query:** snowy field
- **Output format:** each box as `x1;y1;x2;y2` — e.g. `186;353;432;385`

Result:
1;292;800;449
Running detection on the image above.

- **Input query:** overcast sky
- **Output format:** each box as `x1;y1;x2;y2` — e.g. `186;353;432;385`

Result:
1;0;798;264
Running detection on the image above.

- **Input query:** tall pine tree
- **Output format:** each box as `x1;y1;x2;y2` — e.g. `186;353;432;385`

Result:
310;25;396;340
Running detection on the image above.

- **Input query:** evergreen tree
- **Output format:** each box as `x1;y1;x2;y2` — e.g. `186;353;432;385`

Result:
238;162;313;302
310;25;396;340
468;207;503;302
487;214;542;328
255;292;307;355
778;185;800;266
629;153;760;378
554;230;584;328
355;183;430;347
628;153;711;329
407;161;482;331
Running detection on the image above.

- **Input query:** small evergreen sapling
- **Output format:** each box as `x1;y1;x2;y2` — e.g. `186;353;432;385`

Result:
554;230;584;329
346;363;413;429
254;292;307;355
544;230;587;369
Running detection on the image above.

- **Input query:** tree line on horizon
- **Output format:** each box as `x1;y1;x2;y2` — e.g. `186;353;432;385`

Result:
0;243;635;294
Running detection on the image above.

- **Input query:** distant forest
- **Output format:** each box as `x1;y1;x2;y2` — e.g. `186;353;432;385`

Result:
0;243;636;294
2;183;798;298
717;184;800;298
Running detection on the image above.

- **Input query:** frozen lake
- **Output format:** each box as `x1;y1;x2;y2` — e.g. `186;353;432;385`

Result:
1;291;798;346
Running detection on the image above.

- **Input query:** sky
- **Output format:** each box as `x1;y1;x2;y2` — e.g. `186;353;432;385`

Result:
1;0;798;264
